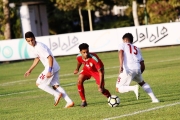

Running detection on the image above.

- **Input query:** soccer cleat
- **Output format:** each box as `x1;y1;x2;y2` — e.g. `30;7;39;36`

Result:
54;93;62;106
134;85;139;100
152;98;160;103
64;102;74;108
81;101;87;107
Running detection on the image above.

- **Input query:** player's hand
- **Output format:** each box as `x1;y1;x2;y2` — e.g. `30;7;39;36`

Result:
74;69;79;74
119;67;123;73
24;70;31;77
46;72;52;78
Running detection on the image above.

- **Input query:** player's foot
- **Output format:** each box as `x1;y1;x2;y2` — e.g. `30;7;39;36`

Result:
54;93;62;106
64;102;74;108
152;98;160;103
134;85;139;100
81;101;87;107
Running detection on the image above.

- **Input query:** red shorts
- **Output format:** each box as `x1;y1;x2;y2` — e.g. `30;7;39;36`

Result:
80;69;104;85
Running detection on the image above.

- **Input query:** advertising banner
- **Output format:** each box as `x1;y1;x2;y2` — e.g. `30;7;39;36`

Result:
0;22;180;61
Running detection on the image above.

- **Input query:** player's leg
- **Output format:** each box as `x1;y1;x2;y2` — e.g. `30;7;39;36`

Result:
138;81;159;103
51;71;74;108
93;71;111;98
116;70;139;100
77;70;90;107
77;74;88;107
135;73;159;103
36;70;62;106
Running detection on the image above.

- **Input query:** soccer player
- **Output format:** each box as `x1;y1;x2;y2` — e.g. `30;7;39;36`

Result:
74;43;111;107
116;33;159;103
24;31;74;108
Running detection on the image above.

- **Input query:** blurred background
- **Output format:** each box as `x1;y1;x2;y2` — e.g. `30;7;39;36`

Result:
0;0;180;40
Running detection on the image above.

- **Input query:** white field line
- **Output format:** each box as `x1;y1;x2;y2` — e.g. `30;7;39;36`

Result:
0;83;78;97
0;74;118;97
103;101;180;120
0;66;119;86
0;58;179;96
0;90;37;97
1;58;179;86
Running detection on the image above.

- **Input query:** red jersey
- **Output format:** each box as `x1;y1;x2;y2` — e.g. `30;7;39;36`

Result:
76;53;104;72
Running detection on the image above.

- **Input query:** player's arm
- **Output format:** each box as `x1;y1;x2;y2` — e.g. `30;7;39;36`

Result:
140;60;145;74
118;50;124;73
24;57;40;77
74;62;82;74
94;58;105;92
47;55;53;78
98;68;105;92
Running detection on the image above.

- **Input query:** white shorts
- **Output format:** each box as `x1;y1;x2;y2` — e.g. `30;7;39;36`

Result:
36;69;60;86
116;69;143;88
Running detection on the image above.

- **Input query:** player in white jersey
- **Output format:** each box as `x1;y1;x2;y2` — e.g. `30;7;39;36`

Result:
116;33;159;103
24;31;74;108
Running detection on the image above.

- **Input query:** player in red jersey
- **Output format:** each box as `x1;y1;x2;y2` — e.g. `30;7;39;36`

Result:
74;43;111;107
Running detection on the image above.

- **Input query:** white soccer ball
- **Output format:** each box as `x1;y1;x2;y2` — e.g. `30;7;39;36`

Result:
108;95;120;107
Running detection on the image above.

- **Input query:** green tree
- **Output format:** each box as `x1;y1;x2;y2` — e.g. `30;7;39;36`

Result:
0;0;4;39
147;0;178;24
3;0;11;40
52;0;105;31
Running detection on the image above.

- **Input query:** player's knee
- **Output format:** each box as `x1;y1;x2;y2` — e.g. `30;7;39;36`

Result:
138;81;145;86
116;88;119;92
77;78;85;85
52;85;59;90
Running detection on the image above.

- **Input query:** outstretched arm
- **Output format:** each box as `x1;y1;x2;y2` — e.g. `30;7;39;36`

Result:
46;55;53;78
74;62;82;74
118;50;124;73
140;60;145;74
98;68;105;93
24;57;40;77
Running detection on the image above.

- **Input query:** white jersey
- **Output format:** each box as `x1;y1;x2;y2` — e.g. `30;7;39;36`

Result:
118;43;143;70
29;41;60;73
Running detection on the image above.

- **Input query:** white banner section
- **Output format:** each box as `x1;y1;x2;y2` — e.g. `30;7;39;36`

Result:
0;22;180;61
116;22;180;48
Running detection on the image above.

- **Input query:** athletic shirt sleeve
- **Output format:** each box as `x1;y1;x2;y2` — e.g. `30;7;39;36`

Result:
28;46;38;58
90;53;103;70
35;42;52;68
118;43;125;51
76;54;83;63
37;43;50;58
138;48;144;62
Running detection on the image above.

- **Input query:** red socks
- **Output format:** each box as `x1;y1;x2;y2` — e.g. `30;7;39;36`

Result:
77;84;111;101
77;84;86;101
102;89;111;98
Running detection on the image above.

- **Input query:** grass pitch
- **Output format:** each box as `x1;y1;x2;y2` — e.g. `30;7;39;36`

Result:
0;45;180;120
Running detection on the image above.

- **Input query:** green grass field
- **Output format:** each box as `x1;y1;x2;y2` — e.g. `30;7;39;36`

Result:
0;45;180;120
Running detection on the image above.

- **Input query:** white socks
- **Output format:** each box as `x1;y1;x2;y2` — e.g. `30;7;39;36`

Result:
117;83;158;102
38;84;59;97
56;86;73;103
142;83;157;100
118;86;136;93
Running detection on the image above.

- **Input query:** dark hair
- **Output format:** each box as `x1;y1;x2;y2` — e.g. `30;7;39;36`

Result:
79;43;89;51
25;31;35;39
122;33;133;43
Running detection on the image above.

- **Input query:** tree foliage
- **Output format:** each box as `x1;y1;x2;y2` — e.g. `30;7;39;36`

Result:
147;0;178;24
0;0;4;39
0;0;180;40
53;0;105;11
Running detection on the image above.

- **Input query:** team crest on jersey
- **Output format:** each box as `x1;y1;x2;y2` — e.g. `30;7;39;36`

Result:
86;64;90;68
89;62;93;67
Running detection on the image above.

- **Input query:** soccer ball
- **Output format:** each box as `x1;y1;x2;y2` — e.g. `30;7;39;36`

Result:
108;95;120;107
